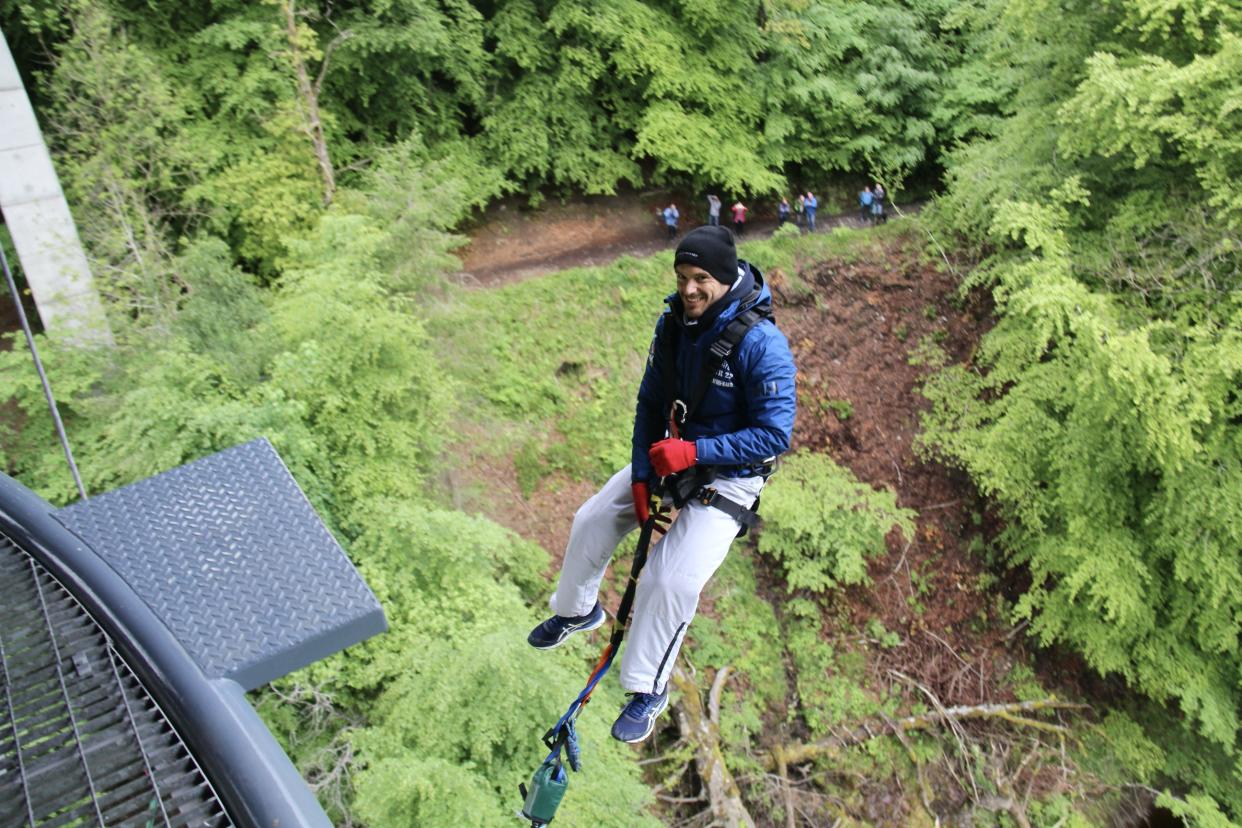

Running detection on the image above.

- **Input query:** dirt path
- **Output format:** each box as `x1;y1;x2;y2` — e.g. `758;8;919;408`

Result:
456;191;878;287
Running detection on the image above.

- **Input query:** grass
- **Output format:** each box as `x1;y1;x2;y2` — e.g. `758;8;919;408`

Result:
427;224;893;489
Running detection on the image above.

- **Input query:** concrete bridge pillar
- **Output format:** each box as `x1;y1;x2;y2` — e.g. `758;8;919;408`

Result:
1;29;112;345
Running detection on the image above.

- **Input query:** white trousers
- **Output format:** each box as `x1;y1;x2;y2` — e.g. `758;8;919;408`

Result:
551;464;764;694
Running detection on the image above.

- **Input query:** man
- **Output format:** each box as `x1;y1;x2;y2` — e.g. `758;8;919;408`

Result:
804;191;818;233
662;203;680;239
706;193;722;226
528;225;797;743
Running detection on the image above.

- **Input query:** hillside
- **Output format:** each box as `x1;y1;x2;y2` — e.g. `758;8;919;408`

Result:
434;219;1150;826
2;0;1238;823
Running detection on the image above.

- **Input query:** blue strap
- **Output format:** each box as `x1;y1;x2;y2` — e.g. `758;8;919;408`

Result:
542;649;617;767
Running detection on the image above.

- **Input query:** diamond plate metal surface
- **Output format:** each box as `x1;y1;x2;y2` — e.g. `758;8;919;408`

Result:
53;439;385;689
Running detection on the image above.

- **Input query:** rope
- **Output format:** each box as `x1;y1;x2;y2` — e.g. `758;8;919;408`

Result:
540;508;668;766
889;199;963;281
0;244;88;501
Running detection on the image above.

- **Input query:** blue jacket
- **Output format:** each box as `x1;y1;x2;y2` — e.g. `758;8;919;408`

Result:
631;262;797;483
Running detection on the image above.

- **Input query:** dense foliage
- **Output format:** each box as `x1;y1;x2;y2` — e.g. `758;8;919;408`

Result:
3;0;1240;822
3;0;983;273
920;0;1242;816
758;450;915;592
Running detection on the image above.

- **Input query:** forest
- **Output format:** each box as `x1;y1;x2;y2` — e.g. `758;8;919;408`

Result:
0;0;1239;825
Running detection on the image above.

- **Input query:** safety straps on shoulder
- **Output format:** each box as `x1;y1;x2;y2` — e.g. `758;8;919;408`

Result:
655;288;773;536
660;289;770;431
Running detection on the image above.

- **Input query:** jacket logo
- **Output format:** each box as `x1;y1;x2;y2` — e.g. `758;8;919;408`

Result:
712;363;734;389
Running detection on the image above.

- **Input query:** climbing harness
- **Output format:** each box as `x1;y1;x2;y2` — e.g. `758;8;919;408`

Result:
657;289;774;535
658;288;771;438
518;506;669;826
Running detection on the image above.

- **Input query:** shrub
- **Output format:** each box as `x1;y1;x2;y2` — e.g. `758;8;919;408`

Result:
757;451;915;592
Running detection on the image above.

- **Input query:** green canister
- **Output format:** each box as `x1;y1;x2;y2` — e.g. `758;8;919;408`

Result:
520;760;569;825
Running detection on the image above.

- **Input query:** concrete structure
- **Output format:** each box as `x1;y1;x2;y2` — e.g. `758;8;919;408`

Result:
0;28;112;344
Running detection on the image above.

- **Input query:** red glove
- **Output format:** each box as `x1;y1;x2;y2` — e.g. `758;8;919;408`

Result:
649;438;697;478
631;482;651;525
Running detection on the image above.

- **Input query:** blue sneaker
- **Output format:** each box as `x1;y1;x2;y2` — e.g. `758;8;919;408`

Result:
610;687;670;743
527;602;606;649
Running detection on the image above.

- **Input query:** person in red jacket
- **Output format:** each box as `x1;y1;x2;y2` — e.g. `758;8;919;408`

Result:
730;200;748;235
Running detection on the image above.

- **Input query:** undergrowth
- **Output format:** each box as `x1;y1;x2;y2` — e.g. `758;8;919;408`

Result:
426;224;1188;826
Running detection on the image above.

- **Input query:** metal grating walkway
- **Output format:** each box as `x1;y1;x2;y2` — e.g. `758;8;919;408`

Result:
0;532;233;827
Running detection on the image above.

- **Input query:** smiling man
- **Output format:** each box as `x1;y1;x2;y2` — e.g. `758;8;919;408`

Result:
528;225;797;743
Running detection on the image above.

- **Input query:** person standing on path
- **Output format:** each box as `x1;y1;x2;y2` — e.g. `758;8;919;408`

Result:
872;182;887;224
527;225;797;744
859;185;874;225
731;200;748;235
778;197;791;226
794;194;805;229
663;203;680;239
804;191;818;233
707;194;722;226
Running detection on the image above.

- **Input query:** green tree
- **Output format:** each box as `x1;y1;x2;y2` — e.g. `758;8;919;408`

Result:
922;0;1242;813
41;1;203;325
328;504;662;828
760;0;950;184
921;199;1242;813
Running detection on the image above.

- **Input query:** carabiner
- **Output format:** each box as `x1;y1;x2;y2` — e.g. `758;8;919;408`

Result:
670;399;687;428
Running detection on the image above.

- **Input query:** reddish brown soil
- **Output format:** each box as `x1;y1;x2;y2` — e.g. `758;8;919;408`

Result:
775;239;1015;704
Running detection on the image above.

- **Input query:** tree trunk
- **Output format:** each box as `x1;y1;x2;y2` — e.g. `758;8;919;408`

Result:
671;666;756;828
279;0;336;206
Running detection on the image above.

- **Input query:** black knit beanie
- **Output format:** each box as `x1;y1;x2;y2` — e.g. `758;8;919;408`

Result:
674;225;738;285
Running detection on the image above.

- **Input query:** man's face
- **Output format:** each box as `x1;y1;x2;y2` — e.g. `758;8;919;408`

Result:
676;263;730;319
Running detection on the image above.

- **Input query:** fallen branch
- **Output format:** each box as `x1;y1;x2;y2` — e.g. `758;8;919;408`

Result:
765;698;1088;769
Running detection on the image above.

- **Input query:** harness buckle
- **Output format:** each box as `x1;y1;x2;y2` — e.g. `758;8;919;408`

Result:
696;486;718;507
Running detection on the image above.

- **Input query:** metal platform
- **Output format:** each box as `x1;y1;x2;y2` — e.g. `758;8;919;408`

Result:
53;439;385;690
1;437;388;826
1;533;231;827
